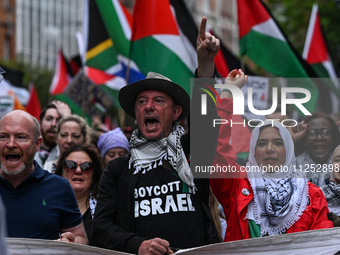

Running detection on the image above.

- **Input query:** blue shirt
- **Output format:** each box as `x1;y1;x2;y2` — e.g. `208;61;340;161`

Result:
0;161;82;240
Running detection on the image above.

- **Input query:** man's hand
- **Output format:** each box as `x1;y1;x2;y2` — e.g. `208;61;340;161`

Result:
138;238;173;255
51;100;71;118
56;231;75;243
197;17;220;78
288;121;307;144
58;223;88;245
220;69;248;99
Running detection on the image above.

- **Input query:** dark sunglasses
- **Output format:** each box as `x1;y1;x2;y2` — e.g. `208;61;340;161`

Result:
307;129;332;139
63;160;94;174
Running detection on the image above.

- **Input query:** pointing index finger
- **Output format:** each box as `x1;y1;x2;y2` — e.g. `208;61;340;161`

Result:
199;17;207;41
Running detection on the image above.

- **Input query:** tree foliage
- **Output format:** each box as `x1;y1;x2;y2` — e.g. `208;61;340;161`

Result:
265;0;340;74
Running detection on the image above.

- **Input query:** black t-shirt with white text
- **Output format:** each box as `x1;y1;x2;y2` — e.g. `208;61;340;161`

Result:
134;166;205;249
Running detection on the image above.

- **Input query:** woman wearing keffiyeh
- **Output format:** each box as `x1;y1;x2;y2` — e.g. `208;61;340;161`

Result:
322;145;340;225
210;69;333;242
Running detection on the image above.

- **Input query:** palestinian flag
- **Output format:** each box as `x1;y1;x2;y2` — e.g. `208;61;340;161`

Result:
49;49;73;95
26;84;41;120
130;0;197;95
210;30;254;78
49;49;91;122
237;0;319;113
168;0;253;79
85;66;125;108
303;4;340;112
69;55;82;76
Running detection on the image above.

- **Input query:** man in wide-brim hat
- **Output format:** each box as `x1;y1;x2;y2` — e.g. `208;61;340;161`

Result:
119;71;190;141
93;17;220;255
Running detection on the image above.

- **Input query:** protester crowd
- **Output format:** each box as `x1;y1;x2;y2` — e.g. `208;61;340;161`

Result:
0;16;340;255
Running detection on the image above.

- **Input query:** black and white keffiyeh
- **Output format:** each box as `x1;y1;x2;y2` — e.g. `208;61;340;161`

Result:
263;176;293;215
129;124;196;191
247;120;309;236
89;194;97;219
321;181;340;216
296;151;332;187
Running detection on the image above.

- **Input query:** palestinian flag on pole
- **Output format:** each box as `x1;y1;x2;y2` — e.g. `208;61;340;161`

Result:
49;49;73;95
168;0;198;71
84;66;125;108
49;49;92;122
237;0;319;113
210;30;254;78
130;0;197;95
169;0;253;79
303;3;340;112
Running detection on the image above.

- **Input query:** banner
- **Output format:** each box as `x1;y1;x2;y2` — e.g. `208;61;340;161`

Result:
63;71;113;117
0;95;14;118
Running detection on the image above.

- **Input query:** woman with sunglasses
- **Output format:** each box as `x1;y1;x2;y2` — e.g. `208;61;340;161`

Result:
290;113;340;187
55;144;103;246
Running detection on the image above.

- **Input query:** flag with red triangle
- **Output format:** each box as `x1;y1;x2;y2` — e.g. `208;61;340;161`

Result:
49;49;73;95
69;55;82;76
26;84;41;120
85;66;125;108
49;49;93;123
237;0;319;113
302;3;340;112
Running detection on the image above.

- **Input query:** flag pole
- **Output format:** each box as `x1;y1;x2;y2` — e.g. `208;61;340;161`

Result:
118;58;131;131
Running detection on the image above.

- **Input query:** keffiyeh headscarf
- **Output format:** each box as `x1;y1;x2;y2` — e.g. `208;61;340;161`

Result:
128;124;196;192
296;151;332;187
321;182;340;216
321;144;340;216
89;194;97;219
247;120;309;236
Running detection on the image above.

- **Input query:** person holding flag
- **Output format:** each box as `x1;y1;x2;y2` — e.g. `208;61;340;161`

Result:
210;69;333;242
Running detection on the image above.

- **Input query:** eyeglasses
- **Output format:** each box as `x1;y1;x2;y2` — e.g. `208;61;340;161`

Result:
307;129;332;139
63;160;94;174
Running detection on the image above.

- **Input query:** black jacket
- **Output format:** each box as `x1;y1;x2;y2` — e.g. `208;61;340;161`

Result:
92;74;220;253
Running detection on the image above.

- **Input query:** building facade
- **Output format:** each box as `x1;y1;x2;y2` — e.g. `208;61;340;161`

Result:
184;0;239;54
4;0;237;71
0;0;16;61
15;0;82;70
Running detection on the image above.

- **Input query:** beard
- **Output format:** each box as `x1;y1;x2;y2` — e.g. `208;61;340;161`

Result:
1;146;35;176
1;161;26;176
41;128;57;148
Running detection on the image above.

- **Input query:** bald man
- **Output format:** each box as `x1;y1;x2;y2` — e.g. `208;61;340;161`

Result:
0;110;87;244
